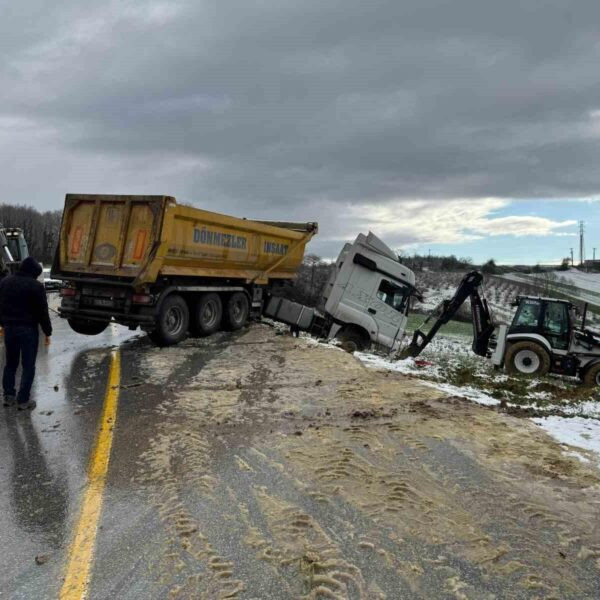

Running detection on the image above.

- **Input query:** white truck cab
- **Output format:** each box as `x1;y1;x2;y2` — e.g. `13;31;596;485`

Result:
265;232;416;352
320;232;415;351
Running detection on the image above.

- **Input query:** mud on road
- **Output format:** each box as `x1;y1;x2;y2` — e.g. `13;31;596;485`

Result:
127;324;600;599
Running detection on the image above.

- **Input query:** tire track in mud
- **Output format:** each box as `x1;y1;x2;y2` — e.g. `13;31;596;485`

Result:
129;326;600;599
132;329;379;599
131;333;251;599
132;329;328;598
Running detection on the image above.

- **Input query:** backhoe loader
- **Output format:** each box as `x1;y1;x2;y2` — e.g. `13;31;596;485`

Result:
400;271;600;386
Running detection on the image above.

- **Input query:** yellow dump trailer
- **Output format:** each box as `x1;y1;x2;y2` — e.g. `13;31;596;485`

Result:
52;194;317;345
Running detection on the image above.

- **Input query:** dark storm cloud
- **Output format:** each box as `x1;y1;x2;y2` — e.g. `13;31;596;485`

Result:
1;0;599;252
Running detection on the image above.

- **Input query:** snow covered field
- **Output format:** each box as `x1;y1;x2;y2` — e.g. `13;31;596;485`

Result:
498;269;600;313
547;269;600;294
414;271;522;325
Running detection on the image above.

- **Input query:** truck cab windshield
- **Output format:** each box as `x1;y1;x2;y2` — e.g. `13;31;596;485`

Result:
376;279;409;313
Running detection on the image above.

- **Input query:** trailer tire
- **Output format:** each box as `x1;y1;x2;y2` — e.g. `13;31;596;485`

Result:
193;293;223;336
505;341;550;377
149;294;189;346
582;363;600;387
224;292;249;331
336;327;370;353
68;318;109;336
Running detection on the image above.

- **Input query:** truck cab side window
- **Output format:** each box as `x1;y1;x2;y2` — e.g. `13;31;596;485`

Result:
376;280;409;313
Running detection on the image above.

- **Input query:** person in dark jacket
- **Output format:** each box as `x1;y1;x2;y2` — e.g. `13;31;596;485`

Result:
0;257;52;410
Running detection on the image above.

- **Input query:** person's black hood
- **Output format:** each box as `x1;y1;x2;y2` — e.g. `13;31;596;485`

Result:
18;256;43;278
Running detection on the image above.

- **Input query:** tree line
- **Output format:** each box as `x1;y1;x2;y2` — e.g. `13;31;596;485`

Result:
398;253;474;272
0;204;62;266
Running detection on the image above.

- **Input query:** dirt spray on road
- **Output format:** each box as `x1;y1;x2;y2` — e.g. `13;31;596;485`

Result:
134;325;600;599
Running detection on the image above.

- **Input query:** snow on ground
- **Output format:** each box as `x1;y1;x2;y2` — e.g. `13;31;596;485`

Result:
549;269;600;294
499;270;600;312
532;416;600;463
415;272;518;324
358;350;505;407
415;286;457;312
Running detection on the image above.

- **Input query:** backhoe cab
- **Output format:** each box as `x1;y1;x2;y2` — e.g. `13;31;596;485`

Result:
399;271;600;387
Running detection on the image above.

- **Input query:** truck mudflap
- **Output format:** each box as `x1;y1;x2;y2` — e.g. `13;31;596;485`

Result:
264;297;316;331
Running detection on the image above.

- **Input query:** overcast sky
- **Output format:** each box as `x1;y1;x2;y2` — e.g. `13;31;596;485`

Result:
1;0;599;263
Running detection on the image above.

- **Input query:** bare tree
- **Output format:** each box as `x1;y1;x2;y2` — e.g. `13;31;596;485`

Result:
284;254;335;307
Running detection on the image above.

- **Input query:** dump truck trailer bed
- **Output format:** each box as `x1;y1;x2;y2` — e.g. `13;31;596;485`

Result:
52;194;317;345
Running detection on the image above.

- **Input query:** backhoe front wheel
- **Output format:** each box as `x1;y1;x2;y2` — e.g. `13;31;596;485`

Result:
149;294;189;346
505;341;550;377
582;363;600;387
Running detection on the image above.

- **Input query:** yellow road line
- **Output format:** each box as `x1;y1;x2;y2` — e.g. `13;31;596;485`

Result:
60;349;121;600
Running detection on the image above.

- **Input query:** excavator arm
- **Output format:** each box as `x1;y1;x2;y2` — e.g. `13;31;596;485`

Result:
399;271;495;359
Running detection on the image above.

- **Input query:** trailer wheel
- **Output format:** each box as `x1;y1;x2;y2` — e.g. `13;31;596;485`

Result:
149;294;189;346
505;341;550;377
582;363;600;387
336;327;370;353
224;292;249;331
193;293;223;336
68;318;109;336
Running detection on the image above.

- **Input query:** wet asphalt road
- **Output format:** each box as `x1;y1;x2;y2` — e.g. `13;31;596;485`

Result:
0;305;242;599
0;304;143;599
2;306;600;599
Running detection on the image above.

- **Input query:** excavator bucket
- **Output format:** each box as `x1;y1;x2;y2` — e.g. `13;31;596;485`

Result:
398;326;433;359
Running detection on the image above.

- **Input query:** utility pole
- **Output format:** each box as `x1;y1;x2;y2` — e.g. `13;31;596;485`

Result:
570;247;574;266
594;248;597;261
579;221;585;267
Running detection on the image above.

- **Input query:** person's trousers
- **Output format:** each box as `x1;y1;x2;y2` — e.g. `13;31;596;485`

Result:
2;325;39;404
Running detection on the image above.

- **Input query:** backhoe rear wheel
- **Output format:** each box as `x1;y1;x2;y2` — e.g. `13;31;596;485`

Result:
582;363;600;387
505;341;550;377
